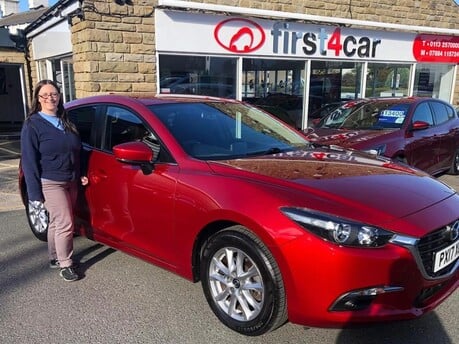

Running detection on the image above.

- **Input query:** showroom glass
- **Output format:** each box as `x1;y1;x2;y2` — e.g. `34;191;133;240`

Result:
413;64;455;99
366;63;410;97
310;60;363;106
39;92;60;99
158;55;237;99
242;58;306;129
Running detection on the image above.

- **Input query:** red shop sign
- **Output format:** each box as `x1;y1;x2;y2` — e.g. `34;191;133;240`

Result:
214;18;265;53
413;34;459;63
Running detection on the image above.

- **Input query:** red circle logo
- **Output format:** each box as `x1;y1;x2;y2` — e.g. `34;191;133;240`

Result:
214;18;265;53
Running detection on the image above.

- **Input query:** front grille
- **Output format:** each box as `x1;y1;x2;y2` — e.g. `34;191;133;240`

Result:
417;222;458;278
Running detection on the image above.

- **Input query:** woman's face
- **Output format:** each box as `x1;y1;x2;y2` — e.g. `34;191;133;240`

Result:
38;84;60;115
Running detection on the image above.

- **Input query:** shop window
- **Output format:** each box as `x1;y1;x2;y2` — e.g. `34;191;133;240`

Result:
366;63;410;97
413;64;455;101
158;55;237;99
310;60;363;110
242;58;305;129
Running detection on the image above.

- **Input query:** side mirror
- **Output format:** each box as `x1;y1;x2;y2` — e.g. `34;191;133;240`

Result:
411;120;430;131
113;141;159;175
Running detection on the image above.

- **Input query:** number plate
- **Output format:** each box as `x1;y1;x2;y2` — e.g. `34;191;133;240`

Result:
433;240;459;273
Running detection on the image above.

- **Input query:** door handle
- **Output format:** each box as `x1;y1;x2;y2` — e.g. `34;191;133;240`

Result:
90;170;108;184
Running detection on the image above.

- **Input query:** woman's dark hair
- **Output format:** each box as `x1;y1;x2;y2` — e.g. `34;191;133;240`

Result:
27;79;78;134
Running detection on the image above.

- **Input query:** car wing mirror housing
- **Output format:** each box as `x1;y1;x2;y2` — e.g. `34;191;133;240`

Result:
113;141;158;175
411;120;430;131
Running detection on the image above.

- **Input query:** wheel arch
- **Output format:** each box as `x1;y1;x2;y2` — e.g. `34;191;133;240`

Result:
191;220;239;282
191;219;285;283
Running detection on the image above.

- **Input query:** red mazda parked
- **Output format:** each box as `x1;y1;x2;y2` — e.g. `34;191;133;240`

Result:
20;94;459;336
306;97;459;176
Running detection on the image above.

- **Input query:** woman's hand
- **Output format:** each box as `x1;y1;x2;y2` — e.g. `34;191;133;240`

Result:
80;176;89;186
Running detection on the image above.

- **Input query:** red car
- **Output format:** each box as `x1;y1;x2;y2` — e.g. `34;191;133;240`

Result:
20;95;459;336
306;97;459;176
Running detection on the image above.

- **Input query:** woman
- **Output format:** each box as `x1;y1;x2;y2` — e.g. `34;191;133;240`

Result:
21;80;88;282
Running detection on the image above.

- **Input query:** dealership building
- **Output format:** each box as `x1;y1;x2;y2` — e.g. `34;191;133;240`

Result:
0;0;458;129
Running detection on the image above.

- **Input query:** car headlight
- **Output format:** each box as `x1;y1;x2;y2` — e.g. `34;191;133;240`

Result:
281;207;394;247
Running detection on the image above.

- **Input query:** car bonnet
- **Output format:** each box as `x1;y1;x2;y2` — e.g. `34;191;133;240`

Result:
305;128;396;148
208;149;455;220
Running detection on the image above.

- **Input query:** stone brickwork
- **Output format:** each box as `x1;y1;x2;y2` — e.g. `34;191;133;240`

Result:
71;0;155;98
0;49;25;65
71;0;458;104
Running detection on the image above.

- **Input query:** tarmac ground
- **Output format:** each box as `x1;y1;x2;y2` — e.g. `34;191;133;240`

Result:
1;133;458;213
0;133;22;212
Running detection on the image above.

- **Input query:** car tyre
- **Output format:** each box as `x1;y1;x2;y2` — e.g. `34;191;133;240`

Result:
25;199;48;242
448;149;459;175
200;226;287;336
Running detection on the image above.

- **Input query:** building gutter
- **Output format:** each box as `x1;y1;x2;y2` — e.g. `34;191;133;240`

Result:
157;0;459;36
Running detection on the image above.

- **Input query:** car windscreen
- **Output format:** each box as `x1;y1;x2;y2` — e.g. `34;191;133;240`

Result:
148;102;310;160
319;101;410;130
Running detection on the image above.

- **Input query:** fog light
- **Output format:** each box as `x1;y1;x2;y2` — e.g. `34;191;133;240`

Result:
330;286;404;311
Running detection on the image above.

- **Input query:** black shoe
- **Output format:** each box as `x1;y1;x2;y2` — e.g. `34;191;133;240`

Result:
59;267;79;282
49;259;60;269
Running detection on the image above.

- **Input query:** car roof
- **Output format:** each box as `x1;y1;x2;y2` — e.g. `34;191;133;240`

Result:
342;96;448;106
65;93;240;108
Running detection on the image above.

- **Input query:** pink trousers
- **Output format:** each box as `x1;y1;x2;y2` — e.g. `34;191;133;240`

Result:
42;179;77;268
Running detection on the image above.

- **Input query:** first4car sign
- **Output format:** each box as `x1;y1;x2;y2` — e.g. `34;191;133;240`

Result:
271;24;382;58
156;10;459;64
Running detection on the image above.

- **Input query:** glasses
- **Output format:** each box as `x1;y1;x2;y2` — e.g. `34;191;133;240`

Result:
39;92;60;99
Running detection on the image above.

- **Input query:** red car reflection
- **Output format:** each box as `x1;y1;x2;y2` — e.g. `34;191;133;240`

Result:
307;97;459;176
20;95;459;336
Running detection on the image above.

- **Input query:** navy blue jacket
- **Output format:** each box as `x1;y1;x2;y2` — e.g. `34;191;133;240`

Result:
21;114;82;202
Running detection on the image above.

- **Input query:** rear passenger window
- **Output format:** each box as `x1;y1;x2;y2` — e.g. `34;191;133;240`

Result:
430;101;449;125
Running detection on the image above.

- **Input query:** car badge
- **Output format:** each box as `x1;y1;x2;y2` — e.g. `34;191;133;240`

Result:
446;220;459;242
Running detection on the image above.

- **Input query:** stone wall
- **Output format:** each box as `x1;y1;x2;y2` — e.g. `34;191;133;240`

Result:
26;40;37;101
71;0;155;98
71;0;458;103
0;49;25;64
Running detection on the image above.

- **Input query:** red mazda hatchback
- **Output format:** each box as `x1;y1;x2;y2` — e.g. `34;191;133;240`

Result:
306;97;459;176
20;94;458;336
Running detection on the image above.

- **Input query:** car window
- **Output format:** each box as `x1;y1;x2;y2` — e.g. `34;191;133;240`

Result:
412;102;434;126
320;101;408;129
448;105;457;119
68;105;98;146
149;102;309;159
103;106;152;151
374;104;409;129
430;101;450;125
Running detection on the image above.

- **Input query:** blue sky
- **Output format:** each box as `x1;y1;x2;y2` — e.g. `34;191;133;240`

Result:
19;0;58;12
